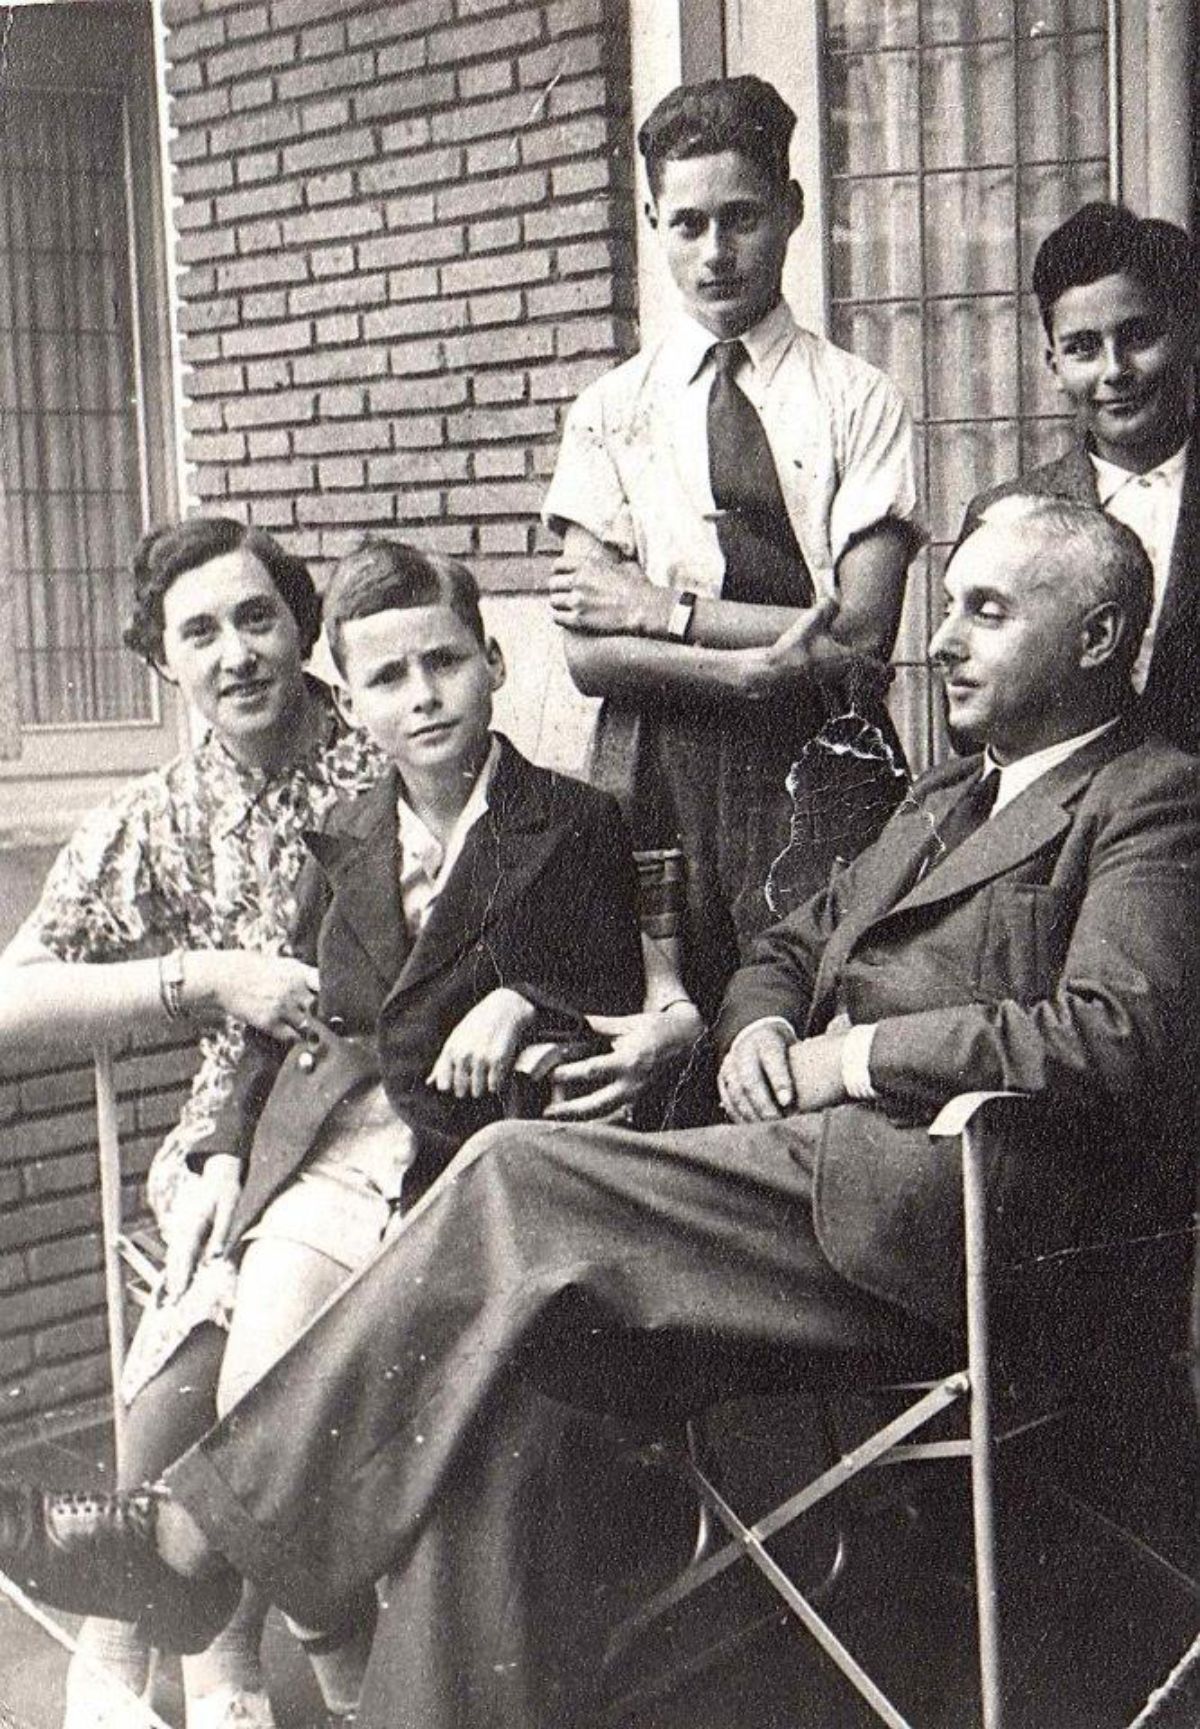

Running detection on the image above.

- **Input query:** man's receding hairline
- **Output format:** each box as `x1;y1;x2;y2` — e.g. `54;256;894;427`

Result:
953;518;1094;608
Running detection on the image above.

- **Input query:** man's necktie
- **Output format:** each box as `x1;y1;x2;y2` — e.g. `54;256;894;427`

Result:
926;768;1000;871
707;340;814;607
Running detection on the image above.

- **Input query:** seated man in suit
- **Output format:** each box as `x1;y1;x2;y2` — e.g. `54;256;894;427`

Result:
960;201;1200;750
6;496;1200;1729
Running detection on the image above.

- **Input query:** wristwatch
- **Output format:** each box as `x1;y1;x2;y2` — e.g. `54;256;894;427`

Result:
666;590;698;642
158;949;188;1021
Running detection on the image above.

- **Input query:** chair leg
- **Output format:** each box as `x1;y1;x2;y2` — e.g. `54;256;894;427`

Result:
94;1044;128;1475
684;1416;721;1565
963;1119;1003;1729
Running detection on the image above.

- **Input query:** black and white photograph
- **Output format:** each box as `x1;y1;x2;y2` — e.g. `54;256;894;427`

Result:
0;3;1197;1724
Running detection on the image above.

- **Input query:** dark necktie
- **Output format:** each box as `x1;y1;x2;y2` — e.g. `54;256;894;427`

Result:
926;768;1000;872
707;340;814;607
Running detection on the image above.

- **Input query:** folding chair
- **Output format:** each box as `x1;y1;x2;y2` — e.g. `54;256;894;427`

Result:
607;1090;1200;1729
93;1044;165;1472
0;1048;173;1728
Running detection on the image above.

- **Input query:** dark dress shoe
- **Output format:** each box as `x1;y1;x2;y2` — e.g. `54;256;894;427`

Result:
0;1482;239;1652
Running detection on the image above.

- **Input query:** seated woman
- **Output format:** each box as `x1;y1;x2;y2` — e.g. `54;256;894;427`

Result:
4;522;695;1729
0;516;384;1729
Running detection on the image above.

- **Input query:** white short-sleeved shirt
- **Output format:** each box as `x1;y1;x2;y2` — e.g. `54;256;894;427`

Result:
543;299;921;598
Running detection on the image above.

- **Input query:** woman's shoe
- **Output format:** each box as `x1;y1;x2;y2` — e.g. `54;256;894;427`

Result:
0;1481;238;1653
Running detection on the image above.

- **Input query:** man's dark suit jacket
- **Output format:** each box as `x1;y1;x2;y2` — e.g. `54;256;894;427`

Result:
194;736;645;1248
959;438;1200;752
715;717;1200;1342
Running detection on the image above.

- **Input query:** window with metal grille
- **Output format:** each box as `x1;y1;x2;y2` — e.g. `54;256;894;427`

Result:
0;87;155;731
823;0;1114;765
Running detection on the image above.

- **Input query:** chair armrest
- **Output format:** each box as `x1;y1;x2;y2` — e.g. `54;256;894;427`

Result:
512;1041;577;1084
504;1038;607;1119
928;1090;1032;1140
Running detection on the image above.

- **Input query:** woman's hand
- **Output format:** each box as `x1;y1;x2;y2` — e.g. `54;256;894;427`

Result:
163;1154;242;1299
542;1001;706;1120
427;987;538;1099
184;950;320;1040
549;553;669;638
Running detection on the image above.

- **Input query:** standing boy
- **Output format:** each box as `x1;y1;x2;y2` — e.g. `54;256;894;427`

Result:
544;75;922;1016
960;200;1200;749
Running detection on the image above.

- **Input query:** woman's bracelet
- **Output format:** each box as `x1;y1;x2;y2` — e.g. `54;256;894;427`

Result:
158;949;188;1021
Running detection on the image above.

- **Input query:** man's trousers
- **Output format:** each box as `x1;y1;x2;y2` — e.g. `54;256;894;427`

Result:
164;1114;943;1727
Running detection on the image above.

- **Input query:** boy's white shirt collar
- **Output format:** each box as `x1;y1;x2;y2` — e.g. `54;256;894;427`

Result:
1089;439;1188;503
396;735;501;931
666;298;798;389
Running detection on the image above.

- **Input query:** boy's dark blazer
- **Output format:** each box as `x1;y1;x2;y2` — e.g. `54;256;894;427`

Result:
195;736;645;1247
958;436;1200;751
715;714;1200;1344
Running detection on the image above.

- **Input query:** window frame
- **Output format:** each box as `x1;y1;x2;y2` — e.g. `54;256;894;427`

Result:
0;4;182;824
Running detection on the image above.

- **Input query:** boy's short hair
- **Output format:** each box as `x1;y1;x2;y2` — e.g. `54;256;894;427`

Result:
324;538;486;677
637;75;796;198
1033;201;1200;335
125;516;321;667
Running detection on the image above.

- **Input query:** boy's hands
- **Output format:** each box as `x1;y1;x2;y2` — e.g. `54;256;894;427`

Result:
427;987;538;1098
549;552;668;638
542;1001;705;1120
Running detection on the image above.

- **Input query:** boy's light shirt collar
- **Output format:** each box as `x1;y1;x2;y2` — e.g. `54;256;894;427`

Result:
396;735;501;933
981;717;1119;812
668;298;797;390
1090;439;1188;503
1089;440;1187;693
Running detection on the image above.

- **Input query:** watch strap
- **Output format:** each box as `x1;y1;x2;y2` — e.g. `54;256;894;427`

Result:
666;589;698;642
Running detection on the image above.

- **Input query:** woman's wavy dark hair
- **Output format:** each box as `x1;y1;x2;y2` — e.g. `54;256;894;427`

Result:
124;517;322;667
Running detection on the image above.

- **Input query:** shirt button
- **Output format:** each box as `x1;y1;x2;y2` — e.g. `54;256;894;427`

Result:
297;1050;316;1073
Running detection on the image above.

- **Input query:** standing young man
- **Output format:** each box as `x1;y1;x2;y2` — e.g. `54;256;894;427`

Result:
960;200;1200;749
544;76;923;1014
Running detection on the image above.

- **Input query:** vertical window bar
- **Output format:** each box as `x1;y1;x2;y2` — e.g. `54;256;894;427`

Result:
1106;0;1122;199
913;0;935;769
1012;0;1027;477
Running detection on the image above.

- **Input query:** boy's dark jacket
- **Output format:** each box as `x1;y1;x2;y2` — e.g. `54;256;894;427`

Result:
193;737;644;1245
959;437;1200;752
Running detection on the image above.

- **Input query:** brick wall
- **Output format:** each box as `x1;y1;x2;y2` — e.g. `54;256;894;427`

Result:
0;1;639;1443
0;1034;196;1447
162;0;638;592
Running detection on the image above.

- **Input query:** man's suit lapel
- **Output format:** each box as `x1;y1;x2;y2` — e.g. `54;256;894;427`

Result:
888;784;1070;914
304;768;411;993
813;720;1141;1024
383;739;564;1007
805;772;974;1027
